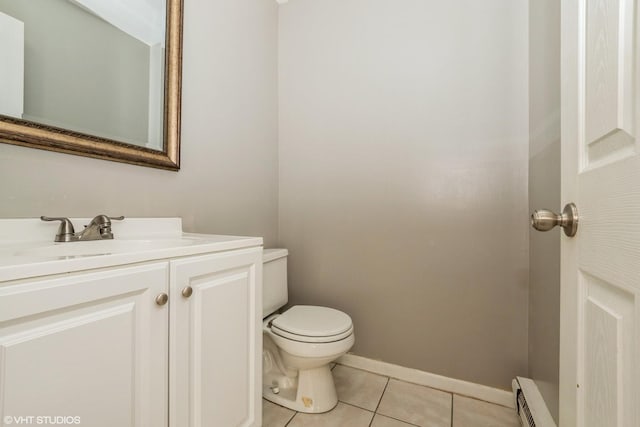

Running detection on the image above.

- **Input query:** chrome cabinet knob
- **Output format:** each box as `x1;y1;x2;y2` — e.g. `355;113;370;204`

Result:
155;293;169;306
531;203;578;237
181;286;193;298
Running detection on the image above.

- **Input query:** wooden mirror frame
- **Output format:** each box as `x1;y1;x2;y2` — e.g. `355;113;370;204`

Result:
0;0;183;171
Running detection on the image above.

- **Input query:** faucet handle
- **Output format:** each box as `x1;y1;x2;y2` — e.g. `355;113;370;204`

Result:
87;215;124;239
41;216;76;242
86;215;124;227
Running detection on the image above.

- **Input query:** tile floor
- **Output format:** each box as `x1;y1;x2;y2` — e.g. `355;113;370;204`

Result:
263;364;520;427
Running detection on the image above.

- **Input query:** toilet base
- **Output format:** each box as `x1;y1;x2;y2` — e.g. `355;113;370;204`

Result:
263;364;338;413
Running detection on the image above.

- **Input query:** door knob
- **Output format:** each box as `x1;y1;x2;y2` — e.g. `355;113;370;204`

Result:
531;203;578;237
155;293;169;306
181;286;193;298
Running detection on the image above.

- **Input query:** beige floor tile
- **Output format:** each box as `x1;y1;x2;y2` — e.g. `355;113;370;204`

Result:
287;402;374;427
371;414;418;427
377;379;452;427
333;365;389;411
452;395;520;427
262;399;296;427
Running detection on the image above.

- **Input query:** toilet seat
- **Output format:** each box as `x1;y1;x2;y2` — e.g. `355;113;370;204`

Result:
270;305;353;344
271;324;354;343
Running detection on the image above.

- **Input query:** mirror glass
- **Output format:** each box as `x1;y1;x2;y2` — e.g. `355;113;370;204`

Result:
0;0;182;170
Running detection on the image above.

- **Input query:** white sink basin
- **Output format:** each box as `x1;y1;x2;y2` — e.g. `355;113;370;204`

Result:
0;217;263;282
13;238;202;258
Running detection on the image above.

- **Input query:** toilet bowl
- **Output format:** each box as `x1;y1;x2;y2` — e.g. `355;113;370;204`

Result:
262;250;355;413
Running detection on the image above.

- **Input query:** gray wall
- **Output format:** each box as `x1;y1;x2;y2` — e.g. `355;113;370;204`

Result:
528;0;561;422
0;0;151;145
0;0;559;399
0;0;279;246
278;0;529;389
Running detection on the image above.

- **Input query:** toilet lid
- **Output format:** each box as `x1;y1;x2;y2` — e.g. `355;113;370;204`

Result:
271;305;353;339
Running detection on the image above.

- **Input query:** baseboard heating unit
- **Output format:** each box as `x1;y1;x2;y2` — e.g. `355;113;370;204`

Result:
511;377;556;427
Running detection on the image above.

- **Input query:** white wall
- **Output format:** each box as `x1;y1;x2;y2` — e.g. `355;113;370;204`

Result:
278;0;529;389
0;0;279;245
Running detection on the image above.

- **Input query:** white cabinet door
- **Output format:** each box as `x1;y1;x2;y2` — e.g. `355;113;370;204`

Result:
0;263;169;427
561;0;640;425
170;248;262;427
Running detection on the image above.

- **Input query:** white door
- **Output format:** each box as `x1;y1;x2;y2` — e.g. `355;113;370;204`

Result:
560;0;640;426
0;263;169;427
169;248;262;427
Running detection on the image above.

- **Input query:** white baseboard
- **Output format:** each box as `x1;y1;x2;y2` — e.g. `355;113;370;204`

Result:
337;353;515;409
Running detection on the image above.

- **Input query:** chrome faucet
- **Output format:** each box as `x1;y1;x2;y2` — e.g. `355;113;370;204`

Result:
41;215;124;242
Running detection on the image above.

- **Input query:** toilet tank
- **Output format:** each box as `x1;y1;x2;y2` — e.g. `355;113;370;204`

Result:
263;248;289;318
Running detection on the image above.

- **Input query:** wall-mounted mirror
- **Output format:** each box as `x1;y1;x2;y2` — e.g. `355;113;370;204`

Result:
0;0;183;170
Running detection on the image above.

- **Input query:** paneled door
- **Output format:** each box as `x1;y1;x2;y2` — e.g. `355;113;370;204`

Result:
0;263;169;427
561;0;640;425
169;248;262;427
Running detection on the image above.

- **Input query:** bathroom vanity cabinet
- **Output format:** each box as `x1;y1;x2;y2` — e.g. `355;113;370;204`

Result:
0;263;170;427
0;218;262;427
170;250;262;427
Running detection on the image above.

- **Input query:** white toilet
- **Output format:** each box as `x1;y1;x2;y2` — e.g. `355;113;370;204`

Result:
262;249;355;413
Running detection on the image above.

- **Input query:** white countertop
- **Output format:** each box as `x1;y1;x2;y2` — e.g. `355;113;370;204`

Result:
0;218;263;283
